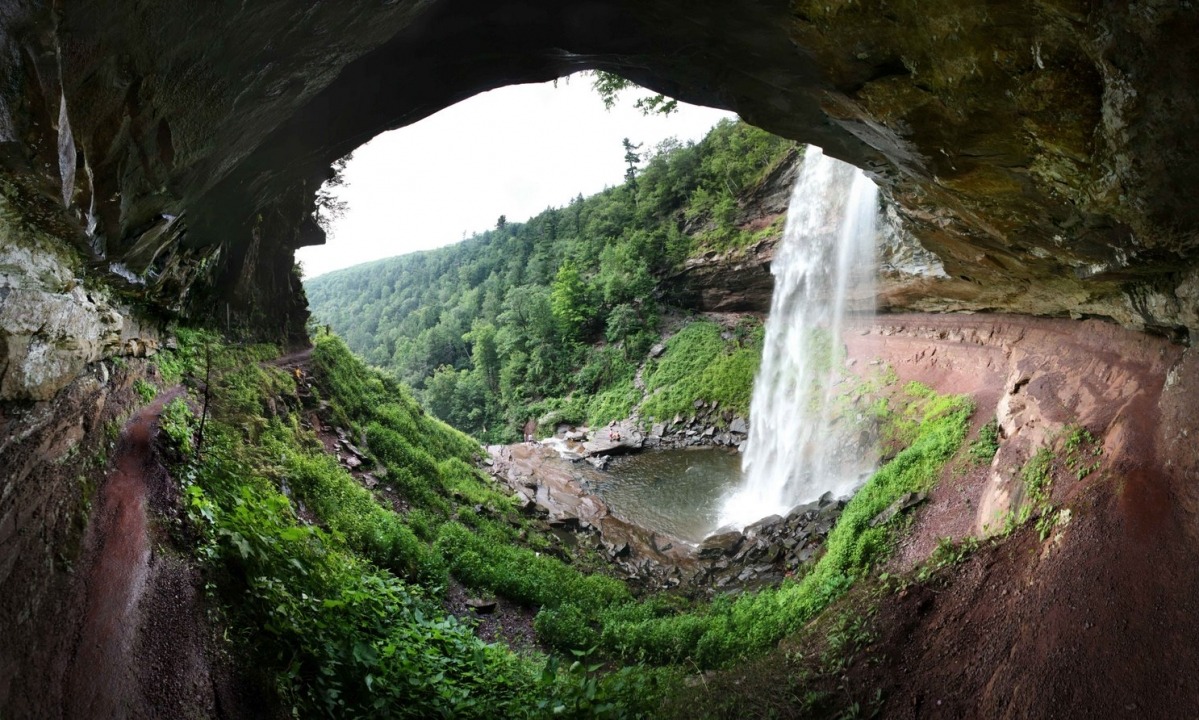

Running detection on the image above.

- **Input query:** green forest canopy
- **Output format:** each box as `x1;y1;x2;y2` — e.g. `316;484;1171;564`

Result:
306;119;795;442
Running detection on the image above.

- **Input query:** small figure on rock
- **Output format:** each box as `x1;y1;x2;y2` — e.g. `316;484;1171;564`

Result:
523;417;537;443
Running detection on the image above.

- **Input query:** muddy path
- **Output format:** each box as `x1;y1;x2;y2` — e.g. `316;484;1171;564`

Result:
59;387;220;718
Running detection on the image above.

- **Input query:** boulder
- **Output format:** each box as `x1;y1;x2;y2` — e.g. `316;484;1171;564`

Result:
869;491;929;527
586;456;610;471
580;429;642;457
698;530;745;559
786;501;820;524
744;514;783;538
466;598;497;614
605;541;631;558
729;417;749;434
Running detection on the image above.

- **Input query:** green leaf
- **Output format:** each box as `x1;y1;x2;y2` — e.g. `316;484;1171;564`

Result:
353;642;378;666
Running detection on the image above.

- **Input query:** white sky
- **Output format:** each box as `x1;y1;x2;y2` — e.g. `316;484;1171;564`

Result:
297;74;734;279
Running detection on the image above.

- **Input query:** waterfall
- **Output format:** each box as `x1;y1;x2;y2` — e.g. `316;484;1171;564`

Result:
718;146;879;528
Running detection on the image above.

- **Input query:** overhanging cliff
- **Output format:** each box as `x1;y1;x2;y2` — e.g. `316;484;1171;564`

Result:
0;0;1197;402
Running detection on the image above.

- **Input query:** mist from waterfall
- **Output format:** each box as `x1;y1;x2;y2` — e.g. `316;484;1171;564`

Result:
718;146;879;529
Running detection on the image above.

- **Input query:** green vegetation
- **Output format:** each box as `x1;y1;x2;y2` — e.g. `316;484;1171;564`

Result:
640;320;763;423
149;322;980;715
158;331;674;717
987;423;1103;540
133;378;157;403
914;535;982;583
968;418;1001;464
600;383;974;668
306;120;794;442
1063;424;1102;480
160;398;195;455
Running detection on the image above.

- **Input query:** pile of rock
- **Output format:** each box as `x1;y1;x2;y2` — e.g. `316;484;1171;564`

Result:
541;404;750;465
645;402;749;451
692;492;848;591
332;426;368;470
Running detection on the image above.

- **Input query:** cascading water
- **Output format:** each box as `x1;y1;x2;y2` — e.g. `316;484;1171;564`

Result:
719;146;879;528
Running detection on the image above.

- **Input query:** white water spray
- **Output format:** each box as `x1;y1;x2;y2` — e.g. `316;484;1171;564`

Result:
719;147;879;528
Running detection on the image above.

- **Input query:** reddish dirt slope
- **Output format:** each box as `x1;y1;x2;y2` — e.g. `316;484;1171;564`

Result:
5;388;230;719
835;314;1199;718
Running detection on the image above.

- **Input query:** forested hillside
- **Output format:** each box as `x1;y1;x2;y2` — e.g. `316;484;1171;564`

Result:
305;120;795;442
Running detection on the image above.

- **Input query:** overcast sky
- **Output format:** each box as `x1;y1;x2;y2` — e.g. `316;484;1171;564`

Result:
297;74;734;279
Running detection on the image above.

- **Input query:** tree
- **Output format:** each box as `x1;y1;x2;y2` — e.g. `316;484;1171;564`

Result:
590;71;679;115
466;321;500;392
622;138;643;186
314;152;353;234
496;214;507;230
550;261;592;340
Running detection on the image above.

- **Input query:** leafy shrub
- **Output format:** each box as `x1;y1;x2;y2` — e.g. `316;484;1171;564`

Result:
536;649;674;719
535;604;600;652
285;449;446;585
160;397;196;455
133;378;157;403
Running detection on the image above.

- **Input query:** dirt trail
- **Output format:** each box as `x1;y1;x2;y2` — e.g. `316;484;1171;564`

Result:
271;345;313;370
63;388;186;717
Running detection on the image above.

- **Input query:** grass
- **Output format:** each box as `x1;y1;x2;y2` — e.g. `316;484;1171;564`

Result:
639;320;763;424
161;330;670;717
157;326;979;715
